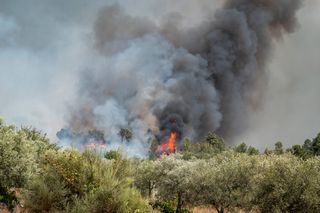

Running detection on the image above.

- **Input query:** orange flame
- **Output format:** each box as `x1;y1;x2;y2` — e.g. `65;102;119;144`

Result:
157;132;177;154
85;143;107;149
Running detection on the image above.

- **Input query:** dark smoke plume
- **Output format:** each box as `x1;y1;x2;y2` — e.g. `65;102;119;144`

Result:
62;0;302;155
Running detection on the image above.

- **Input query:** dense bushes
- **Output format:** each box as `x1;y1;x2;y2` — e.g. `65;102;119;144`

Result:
0;119;55;209
1;118;320;212
252;156;320;212
24;149;149;213
135;153;320;213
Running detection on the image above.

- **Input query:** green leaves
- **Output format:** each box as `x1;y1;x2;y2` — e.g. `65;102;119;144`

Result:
0;121;53;189
24;149;149;213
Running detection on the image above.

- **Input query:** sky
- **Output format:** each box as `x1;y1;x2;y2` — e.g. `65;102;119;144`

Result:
0;0;319;148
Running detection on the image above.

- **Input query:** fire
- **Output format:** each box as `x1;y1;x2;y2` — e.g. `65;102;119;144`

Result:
157;132;177;154
85;143;107;149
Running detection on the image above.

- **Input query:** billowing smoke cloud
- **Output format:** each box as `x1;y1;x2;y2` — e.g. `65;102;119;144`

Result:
2;0;318;156
63;0;302;153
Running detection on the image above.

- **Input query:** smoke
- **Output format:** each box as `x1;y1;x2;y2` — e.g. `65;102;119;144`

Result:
239;0;320;149
66;0;302;152
2;0;318;156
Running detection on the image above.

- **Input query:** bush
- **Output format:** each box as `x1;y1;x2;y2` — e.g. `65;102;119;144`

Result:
24;149;149;213
152;200;175;213
253;155;320;213
0;186;17;211
0;120;55;209
105;150;121;160
68;185;149;213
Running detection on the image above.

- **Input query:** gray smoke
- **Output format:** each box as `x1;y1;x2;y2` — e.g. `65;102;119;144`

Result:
65;0;303;152
206;0;303;139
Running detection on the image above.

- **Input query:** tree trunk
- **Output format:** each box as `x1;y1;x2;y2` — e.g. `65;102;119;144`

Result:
217;206;224;213
148;181;152;199
176;192;183;213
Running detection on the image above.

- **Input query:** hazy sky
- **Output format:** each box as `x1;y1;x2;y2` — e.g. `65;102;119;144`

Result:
0;0;319;148
239;0;320;149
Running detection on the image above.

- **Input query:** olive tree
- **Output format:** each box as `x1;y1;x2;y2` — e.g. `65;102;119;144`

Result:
155;155;196;213
253;154;320;213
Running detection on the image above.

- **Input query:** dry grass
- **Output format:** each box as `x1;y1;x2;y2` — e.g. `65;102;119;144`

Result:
191;206;217;213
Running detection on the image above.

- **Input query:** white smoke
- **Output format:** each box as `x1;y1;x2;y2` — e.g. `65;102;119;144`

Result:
0;0;318;156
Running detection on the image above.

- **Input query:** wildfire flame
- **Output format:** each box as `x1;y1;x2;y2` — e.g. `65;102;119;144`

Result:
85;143;107;149
157;132;177;154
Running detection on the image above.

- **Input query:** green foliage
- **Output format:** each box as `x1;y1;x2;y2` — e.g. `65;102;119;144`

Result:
148;138;159;160
152;200;175;213
154;155;195;212
105;150;121;160
234;142;248;153
181;132;226;159
24;149;148;213
235;143;260;155
0;119;55;209
253;155;320;212
193;152;259;211
68;183;149;213
135;150;320;213
274;141;284;155
247;146;260;155
311;133;320;155
0;186;17;210
204;132;225;152
290;132;320;159
118;128;133;142
134;160;157;199
0;121;52;189
2;117;320;213
178;209;191;213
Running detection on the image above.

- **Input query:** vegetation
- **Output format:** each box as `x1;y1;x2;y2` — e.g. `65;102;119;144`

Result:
1;118;320;212
118;128;133;142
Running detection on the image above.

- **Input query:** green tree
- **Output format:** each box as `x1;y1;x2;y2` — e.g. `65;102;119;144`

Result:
24;149;148;213
134;160;157;200
182;132;226;159
0;119;55;209
234;142;248;153
311;133;320;155
104;150;121;160
200;153;258;212
118;128;133;142
155;155;195;213
253;154;320;212
247;146;259;155
205;132;225;152
274;141;284;155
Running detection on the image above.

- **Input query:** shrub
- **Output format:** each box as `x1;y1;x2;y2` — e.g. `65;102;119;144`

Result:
24;149;149;213
0;120;55;209
0;186;17;211
152;200;175;213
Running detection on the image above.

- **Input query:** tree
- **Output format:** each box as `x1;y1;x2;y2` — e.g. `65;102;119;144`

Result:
247;146;259;155
134;160;158;200
155;155;195;213
105;150;121;160
200;153;258;212
181;132;226;159
290;145;311;159
205;132;225;152
311;133;320;155
274;141;284;155
24;149;148;213
0;119;55;209
234;142;248;153
290;133;320;159
253;154;320;212
118;128;133;142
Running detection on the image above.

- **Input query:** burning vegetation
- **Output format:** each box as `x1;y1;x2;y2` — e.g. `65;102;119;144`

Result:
156;132;177;155
59;0;303;156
